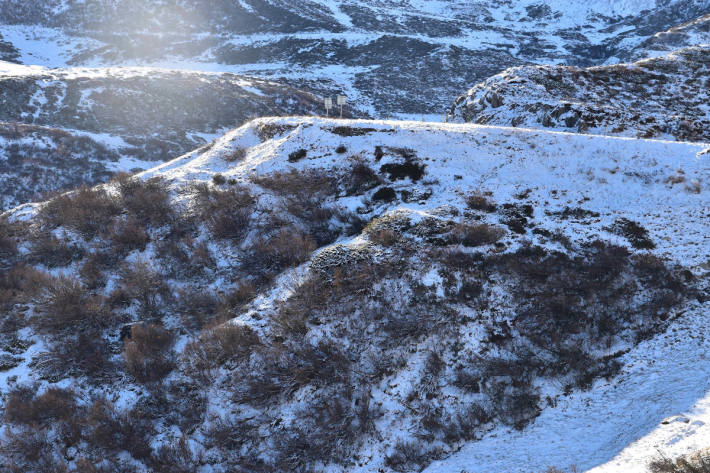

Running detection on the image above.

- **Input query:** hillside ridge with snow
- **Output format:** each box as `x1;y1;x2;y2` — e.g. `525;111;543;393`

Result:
1;117;708;472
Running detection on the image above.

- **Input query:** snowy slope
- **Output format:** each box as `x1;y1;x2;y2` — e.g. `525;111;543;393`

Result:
0;62;340;210
1;117;708;472
450;46;710;143
146;117;710;268
630;13;710;60
0;62;333;162
1;1;710;114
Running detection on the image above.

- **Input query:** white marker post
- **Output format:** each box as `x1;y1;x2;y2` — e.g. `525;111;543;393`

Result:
337;95;347;118
324;97;333;117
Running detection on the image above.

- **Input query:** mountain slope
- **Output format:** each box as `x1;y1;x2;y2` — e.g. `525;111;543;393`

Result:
0;62;337;211
450;46;710;142
630;12;710;60
1;117;708;472
1;1;710;114
0;122;130;210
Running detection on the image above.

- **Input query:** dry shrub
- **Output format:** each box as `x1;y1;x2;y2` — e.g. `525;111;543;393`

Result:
344;159;381;195
0;426;54;469
115;174;174;227
175;287;222;330
385;440;440;473
42;328;114;380
83;397;154;460
34;276;110;333
223;146;247;162
0;217;18;263
452;223;506;246
369;228;399;246
225;279;257;307
466;191;497;212
0;265;50;310
182;323;260;383
123;323;175;384
253;168;335;199
4;386;76;426
235;339;350;405
28;231;84;268
103;215;150;254
192;183;254;240
253;168;340;244
608;217;656;249
38;186;121;240
115;260;170;318
243;228;316;274
78;251;112;290
650;452;710;473
212;173;226;185
156;236;215;280
150;435;199;473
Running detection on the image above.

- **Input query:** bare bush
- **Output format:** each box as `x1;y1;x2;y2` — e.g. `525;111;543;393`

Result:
253;168;341;244
192;183;254;240
243;228;316;275
83;397;154;460
223;146;247;162
28;231;84;268
4;386;77;426
150;435;199;473
115;174;174;227
344;159;381;195
175;287;222;330
38;186;121;240
155;237;215;280
452;223;506;246
103;216;150;255
182;323;260;383
466;191;497;212
123;323;175;384
115;260;170;319
650;452;710;473
607;217;656;249
385;440;441;473
34;276;110;333
0;265;51;311
0;217;19;264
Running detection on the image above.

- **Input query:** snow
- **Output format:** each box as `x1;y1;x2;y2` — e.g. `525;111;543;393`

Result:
3;109;710;471
146;117;710;269
425;301;710;473
134;116;710;470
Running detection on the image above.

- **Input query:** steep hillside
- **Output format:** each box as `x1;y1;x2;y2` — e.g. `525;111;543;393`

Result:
0;62;336;211
1;118;708;472
0;122;129;211
1;0;709;114
630;13;710;60
0;63;331;160
450;46;710;142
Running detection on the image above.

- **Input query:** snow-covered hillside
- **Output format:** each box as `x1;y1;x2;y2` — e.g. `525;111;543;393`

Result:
450;46;710;142
1;0;709;114
630;13;710;60
1;117;708;472
0;61;340;211
0;121;135;211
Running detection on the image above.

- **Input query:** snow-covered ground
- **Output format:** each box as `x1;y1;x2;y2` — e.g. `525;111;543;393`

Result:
425;300;710;473
139;117;710;472
146;117;710;268
3;116;709;472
